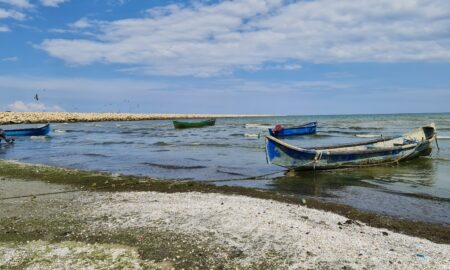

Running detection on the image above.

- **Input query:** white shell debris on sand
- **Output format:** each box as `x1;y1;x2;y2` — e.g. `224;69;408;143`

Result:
79;191;450;270
0;240;150;269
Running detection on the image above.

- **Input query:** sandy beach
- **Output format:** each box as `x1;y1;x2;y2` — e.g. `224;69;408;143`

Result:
0;161;449;269
0;112;272;125
1;179;449;269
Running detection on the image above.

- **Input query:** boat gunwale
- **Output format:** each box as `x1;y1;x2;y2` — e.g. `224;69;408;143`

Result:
268;121;317;137
265;135;421;155
268;121;316;131
173;119;216;129
173;119;215;124
3;123;50;133
310;135;397;150
282;121;317;129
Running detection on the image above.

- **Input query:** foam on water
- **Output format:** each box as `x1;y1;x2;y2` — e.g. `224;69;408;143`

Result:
30;136;50;140
355;134;382;138
244;124;272;129
244;133;261;138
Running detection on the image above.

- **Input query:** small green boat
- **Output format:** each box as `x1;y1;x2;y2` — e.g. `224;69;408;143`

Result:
173;119;216;129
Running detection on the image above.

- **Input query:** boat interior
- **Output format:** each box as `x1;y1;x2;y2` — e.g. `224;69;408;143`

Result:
423;126;436;140
308;125;435;153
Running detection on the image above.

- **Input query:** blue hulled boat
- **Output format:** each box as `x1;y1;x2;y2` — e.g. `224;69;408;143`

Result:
4;123;51;136
266;123;436;170
268;121;317;137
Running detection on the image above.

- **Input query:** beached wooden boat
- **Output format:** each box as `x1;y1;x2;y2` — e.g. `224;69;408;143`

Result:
265;123;436;170
173;119;216;129
3;123;51;136
268;121;317;137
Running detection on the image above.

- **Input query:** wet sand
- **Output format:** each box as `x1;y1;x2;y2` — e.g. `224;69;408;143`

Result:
0;112;272;124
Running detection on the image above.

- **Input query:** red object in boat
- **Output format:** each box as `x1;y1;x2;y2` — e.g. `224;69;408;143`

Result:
273;124;284;133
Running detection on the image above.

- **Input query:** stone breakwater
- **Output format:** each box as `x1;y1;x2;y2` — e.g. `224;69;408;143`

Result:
0;112;272;124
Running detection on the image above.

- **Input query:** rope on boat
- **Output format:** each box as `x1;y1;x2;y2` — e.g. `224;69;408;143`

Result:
301;150;324;171
435;134;440;152
313;151;323;171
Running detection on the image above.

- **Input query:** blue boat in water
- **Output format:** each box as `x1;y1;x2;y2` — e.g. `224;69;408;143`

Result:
3;123;51;136
268;121;317;137
266;123;436;170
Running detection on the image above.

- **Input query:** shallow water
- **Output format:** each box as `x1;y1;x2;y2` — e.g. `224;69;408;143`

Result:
1;113;449;224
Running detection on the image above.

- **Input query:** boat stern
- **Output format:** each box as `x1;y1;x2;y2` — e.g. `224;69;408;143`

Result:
423;123;436;141
401;123;436;159
265;136;317;169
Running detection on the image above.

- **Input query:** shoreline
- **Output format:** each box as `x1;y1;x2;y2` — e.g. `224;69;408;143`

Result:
0;112;274;125
0;160;449;244
1;173;449;269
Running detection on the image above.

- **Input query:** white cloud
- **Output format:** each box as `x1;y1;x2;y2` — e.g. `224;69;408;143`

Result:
0;0;67;32
1;56;19;61
69;17;94;29
40;0;68;7
0;25;9;31
6;100;64;112
108;0;128;6
0;8;26;20
0;6;26;33
269;63;302;71
37;0;450;77
0;0;33;9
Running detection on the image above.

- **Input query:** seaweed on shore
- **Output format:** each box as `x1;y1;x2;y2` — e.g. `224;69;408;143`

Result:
0;160;449;244
0;197;285;269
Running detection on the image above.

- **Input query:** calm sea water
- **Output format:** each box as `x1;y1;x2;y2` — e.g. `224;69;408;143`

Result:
1;113;450;224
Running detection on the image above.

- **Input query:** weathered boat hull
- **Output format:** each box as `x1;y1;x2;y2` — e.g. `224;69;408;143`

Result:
268;121;317;137
4;123;51;136
173;119;216;129
266;124;436;170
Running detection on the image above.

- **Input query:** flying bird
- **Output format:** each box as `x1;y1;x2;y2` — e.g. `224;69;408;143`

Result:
34;94;39;101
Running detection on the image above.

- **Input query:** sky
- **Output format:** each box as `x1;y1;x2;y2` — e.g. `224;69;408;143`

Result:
1;0;450;115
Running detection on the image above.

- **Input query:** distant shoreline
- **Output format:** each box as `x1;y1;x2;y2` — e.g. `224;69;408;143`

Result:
0;112;274;125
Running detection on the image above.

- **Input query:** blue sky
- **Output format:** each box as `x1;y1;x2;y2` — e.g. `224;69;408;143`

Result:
1;0;450;114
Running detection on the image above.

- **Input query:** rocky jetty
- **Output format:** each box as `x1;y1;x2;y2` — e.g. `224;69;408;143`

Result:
0;112;271;124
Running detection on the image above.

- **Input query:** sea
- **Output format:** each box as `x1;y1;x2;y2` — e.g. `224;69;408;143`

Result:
1;113;449;225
